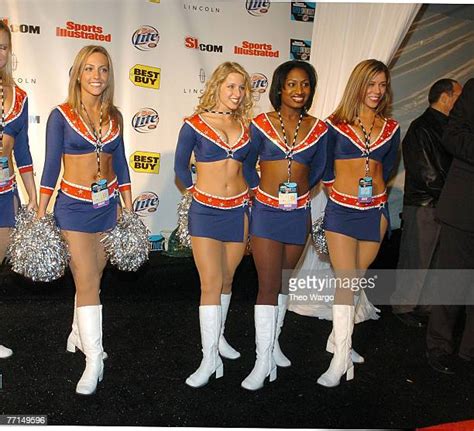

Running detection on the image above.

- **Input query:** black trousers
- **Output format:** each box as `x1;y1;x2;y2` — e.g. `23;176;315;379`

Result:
426;223;474;359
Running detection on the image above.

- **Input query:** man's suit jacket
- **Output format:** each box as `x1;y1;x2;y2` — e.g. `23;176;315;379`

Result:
436;78;474;232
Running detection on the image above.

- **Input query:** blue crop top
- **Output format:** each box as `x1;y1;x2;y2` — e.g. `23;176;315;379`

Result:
40;103;131;195
245;113;328;190
322;115;400;185
174;114;251;189
3;85;33;174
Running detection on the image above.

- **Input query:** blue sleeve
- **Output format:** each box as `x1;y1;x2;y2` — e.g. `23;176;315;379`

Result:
322;124;336;186
309;130;328;189
113;134;131;190
243;123;262;190
13;98;33;172
40;108;64;193
383;127;401;183
174;122;196;190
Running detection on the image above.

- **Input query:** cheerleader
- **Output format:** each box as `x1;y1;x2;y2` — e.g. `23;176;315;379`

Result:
37;45;132;395
0;21;38;359
242;60;327;390
174;62;253;387
318;59;400;387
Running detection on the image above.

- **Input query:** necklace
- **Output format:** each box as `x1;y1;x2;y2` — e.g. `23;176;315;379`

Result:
81;101;103;180
277;110;304;183
357;115;376;176
204;109;233;115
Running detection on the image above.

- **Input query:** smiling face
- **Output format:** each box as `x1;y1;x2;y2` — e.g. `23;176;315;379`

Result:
215;72;245;112
0;30;10;71
363;71;387;110
280;67;311;111
79;51;110;99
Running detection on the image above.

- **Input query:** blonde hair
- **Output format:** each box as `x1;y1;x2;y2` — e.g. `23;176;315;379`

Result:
332;59;392;124
0;21;14;86
195;62;253;125
67;45;121;127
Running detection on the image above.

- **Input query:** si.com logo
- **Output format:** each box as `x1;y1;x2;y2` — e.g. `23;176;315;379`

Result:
251;73;268;101
246;0;270;16
1;18;41;34
129;65;161;89
185;36;223;53
129;151;160;174
132;108;159;133
132;25;159;51
133;191;159;216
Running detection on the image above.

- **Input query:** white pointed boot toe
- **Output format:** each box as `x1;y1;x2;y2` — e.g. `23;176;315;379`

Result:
219;294;240;360
0;344;13;359
186;305;224;388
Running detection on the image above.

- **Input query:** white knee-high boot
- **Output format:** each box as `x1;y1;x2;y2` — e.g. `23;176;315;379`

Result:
76;305;104;395
219;293;240;360
186;305;224;388
326;293;364;363
273;294;291;367
0;344;13;358
67;295;108;360
241;305;278;391
317;305;355;388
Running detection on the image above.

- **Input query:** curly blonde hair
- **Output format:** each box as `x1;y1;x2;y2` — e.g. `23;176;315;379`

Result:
332;59;392;124
195;62;253;125
0;21;14;86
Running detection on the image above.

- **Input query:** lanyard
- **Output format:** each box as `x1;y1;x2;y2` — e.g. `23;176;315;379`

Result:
277;111;303;183
357;116;375;176
0;78;4;154
81;102;103;180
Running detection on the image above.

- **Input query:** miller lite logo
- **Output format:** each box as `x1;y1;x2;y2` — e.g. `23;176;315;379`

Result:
133;191;159;216
246;0;270;16
251;73;268;101
132;108;159;133
132;25;160;51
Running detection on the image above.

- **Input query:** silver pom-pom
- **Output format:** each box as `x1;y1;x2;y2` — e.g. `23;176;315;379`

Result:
176;191;192;249
311;215;329;255
6;206;70;282
101;209;150;272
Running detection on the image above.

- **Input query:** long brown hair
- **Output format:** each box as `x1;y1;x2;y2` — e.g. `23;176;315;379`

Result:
0;21;14;86
67;45;121;127
332;59;392;124
195;62;253;125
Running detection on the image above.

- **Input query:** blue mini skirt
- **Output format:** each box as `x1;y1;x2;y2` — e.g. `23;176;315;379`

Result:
0;188;19;228
54;190;119;233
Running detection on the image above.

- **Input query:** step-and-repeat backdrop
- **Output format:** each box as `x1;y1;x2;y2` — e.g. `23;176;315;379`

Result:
3;0;316;237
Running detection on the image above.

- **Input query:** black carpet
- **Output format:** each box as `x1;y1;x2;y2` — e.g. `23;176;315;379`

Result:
0;231;473;428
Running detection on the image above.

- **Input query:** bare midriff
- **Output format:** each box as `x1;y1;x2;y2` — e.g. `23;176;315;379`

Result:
332;158;385;196
63;152;116;186
259;159;310;197
195;158;248;197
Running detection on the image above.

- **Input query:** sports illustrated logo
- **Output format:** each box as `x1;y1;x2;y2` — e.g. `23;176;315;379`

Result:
129;151;160;174
56;21;111;42
132;108;160;133
183;3;221;13
290;39;311;61
234;41;279;58
246;0;270;16
251;73;268;101
185;36;223;53
132;25;160;51
129;65;161;90
1;18;40;34
133;191;160;216
199;68;206;84
291;1;316;22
